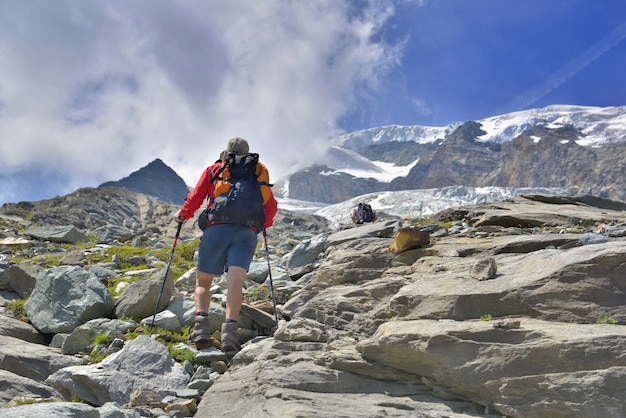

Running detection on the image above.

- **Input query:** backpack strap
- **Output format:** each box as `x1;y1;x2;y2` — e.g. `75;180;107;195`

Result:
209;162;228;183
202;162;228;205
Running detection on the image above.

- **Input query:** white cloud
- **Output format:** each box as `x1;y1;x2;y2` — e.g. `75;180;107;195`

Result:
0;0;402;204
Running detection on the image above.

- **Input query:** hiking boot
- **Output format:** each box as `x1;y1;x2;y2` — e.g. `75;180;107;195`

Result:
221;322;241;355
190;315;211;345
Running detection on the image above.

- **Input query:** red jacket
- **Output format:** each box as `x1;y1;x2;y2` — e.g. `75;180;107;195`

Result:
179;160;278;229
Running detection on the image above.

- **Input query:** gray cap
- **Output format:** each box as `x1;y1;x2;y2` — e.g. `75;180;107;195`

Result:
226;137;249;155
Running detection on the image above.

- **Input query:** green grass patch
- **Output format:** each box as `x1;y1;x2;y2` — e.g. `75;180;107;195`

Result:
597;315;618;324
106;245;150;259
125;325;193;348
105;275;142;297
5;299;27;318
88;346;109;363
169;346;197;364
87;325;196;365
245;285;272;304
11;251;64;268
7;397;38;406
93;332;115;346
404;217;456;230
147;326;197;364
151;239;199;263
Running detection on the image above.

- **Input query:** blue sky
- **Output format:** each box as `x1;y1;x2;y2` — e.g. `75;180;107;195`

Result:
344;0;626;130
0;0;625;205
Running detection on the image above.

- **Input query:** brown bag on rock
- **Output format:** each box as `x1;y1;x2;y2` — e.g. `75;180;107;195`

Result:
389;226;430;254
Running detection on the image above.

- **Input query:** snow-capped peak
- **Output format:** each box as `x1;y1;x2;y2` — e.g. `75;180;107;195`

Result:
476;105;626;145
334;105;626;150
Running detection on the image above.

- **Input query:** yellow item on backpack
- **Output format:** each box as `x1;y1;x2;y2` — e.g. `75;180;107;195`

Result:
213;161;272;204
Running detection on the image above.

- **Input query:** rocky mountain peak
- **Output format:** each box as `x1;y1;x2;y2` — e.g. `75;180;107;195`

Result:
98;158;189;205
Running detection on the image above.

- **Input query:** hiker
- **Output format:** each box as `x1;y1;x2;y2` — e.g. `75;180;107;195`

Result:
173;137;278;355
350;202;376;224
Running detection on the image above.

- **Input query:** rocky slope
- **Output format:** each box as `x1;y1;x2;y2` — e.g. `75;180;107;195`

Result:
0;189;625;417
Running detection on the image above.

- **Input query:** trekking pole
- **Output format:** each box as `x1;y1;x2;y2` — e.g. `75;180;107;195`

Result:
262;230;279;328
150;221;183;327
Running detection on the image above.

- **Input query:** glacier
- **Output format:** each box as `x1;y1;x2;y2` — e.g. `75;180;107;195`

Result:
279;185;577;230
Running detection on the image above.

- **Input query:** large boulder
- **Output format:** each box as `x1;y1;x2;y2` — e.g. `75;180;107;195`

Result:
0;336;75;382
0;401;100;418
24;266;115;334
0;315;47;344
0;255;11;290
0;369;62;404
58;318;138;355
114;267;175;320
7;262;43;298
25;225;89;244
359;319;626;418
46;335;189;406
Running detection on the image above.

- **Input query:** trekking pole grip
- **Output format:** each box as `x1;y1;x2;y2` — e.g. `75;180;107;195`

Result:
175;220;183;238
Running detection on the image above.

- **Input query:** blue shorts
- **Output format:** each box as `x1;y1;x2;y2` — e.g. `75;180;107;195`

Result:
197;224;258;276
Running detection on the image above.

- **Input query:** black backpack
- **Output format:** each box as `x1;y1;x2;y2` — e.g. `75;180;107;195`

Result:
357;203;376;223
198;153;268;231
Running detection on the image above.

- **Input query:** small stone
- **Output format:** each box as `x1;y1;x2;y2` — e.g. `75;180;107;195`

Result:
493;319;521;329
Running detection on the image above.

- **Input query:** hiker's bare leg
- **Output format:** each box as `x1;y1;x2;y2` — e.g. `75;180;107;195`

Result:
190;270;215;343
225;266;247;320
221;266;247;353
195;270;214;313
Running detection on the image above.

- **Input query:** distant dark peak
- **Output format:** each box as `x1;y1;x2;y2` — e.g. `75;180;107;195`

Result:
98;158;189;205
144;158;173;171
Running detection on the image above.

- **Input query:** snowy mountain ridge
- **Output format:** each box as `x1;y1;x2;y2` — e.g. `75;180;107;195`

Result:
334;104;626;151
476;105;626;146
